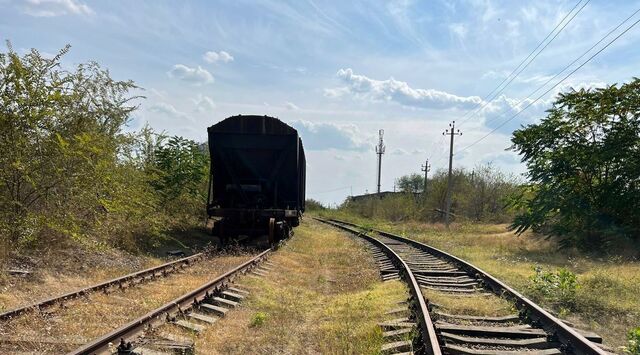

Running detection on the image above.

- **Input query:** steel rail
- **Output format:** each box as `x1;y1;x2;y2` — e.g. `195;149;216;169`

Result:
0;253;204;321
330;218;605;355
316;218;441;355
67;248;271;355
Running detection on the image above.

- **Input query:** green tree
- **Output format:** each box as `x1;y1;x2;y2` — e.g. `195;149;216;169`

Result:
510;79;640;249
0;43;141;248
395;173;424;194
153;136;209;225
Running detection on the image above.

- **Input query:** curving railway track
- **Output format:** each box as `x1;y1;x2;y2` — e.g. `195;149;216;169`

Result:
317;218;610;355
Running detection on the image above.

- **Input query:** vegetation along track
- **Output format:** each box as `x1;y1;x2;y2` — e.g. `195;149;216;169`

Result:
317;218;610;355
67;248;272;355
0;253;203;321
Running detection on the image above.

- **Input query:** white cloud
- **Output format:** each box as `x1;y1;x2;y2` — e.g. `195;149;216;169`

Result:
23;0;93;17
167;64;214;85
326;68;483;110
290;120;370;151
203;51;234;64
478;94;550;133
481;70;509;80
285;102;299;110
449;23;468;40
391;148;409;155
147;102;187;119
192;95;216;112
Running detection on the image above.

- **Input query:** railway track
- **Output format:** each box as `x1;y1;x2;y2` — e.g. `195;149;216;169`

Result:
66;248;272;354
0;253;204;321
318;218;609;355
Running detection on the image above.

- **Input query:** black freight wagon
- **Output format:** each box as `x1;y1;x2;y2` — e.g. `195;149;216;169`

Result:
206;115;305;244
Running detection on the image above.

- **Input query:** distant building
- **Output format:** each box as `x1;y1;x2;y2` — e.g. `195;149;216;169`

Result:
346;191;420;203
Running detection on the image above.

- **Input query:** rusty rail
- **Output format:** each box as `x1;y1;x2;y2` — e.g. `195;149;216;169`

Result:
317;218;441;355
67;248;271;355
330;218;606;355
0;253;203;321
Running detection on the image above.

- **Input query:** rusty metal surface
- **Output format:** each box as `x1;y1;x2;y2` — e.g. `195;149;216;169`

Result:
330;218;606;355
0;253;203;321
67;248;271;355
317;218;442;355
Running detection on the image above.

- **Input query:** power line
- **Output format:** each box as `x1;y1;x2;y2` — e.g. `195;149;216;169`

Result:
310;186;352;194
458;13;640;154
460;0;591;125
480;6;640;130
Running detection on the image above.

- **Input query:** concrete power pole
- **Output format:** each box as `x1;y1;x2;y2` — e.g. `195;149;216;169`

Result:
375;129;385;194
421;159;431;195
443;121;462;228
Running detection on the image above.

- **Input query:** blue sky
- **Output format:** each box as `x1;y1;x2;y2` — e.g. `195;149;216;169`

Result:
3;0;640;205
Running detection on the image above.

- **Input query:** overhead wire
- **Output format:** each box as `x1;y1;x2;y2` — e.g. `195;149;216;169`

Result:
459;0;590;127
310;185;352;194
456;0;586;125
480;6;640;131
458;12;640;154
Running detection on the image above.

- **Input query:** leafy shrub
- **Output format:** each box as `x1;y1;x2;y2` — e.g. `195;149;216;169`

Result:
306;199;326;211
250;311;268;327
510;79;640;249
624;327;640;355
528;266;579;309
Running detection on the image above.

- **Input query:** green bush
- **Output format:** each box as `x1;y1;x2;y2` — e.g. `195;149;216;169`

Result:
0;43;210;256
510;79;640;249
339;163;519;224
624;327;640;354
250;311;269;327
528;266;579;310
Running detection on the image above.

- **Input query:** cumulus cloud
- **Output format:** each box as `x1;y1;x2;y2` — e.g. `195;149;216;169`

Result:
325;68;482;110
478;94;550;134
167;64;213;85
285;102;299;110
390;147;427;156
192;95;216;113
23;0;93;17
147;102;187;119
290;120;370;151
203;51;234;64
391;148;409;155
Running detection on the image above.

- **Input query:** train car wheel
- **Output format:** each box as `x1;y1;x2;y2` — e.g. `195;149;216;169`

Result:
268;218;276;245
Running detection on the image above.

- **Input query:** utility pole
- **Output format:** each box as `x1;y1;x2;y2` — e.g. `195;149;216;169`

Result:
443;121;462;228
421;159;431;195
375;129;385;194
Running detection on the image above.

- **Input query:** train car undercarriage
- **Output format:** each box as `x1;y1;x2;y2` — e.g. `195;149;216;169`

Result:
209;208;299;245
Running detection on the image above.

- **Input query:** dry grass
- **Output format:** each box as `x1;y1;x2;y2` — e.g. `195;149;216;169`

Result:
0;244;160;312
0;254;251;354
321;211;640;350
426;291;516;318
187;219;407;354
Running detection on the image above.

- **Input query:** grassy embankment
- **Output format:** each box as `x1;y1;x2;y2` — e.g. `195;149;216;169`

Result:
189;218;407;354
0;250;252;354
318;210;640;351
0;227;214;312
